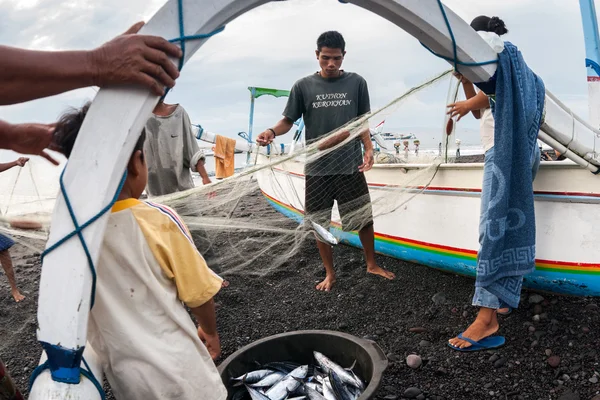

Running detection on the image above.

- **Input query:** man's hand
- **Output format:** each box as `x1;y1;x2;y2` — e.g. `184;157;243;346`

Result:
453;72;470;84
447;99;473;121
14;157;29;167
198;327;221;360
5;123;60;165
202;176;217;198
89;22;183;96
256;130;275;146
359;148;374;172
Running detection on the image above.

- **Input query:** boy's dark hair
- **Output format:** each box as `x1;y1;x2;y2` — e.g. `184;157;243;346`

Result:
317;31;346;52
470;16;508;36
54;101;146;159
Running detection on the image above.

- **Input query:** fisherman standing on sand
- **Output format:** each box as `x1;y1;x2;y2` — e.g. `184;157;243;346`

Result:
257;31;395;291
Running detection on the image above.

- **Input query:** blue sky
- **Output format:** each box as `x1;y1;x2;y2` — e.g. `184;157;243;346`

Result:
0;0;593;149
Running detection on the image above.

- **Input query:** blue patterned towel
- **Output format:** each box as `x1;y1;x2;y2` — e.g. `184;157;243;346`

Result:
0;233;15;252
475;42;545;309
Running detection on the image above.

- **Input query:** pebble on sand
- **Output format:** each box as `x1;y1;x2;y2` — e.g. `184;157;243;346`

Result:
557;390;580;400
547;355;561;368
493;357;507;368
432;292;449;305
406;354;423;369
528;294;544;304
403;387;422;399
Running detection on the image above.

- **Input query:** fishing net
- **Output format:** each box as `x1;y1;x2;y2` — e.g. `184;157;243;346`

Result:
0;69;470;278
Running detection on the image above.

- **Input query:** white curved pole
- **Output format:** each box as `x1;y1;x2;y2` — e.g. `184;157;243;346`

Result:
31;0;598;398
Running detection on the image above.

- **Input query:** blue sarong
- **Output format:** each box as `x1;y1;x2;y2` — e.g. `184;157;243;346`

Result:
475;42;545;309
0;233;15;252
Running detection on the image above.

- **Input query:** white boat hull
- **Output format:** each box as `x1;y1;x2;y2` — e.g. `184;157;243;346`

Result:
257;157;600;296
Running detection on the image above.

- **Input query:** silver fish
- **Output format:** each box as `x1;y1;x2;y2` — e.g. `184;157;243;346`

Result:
303;382;327;400
249;372;286;388
305;382;323;394
235;369;275;383
346;369;365;392
287;397;307;400
313;352;363;390
246;385;271;400
329;370;359;400
322;377;336;400
311;221;338;245
265;365;309;400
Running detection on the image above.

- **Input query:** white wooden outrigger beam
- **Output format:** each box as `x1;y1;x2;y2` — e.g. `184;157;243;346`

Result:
31;0;600;398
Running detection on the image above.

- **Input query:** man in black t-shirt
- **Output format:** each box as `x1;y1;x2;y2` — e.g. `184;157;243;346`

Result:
257;31;395;291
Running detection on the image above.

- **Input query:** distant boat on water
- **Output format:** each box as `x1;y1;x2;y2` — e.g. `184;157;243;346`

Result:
378;131;418;142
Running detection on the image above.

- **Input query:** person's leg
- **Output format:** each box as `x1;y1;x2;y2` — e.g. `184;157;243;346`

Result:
337;173;395;280
450;149;502;348
305;175;336;291
0;357;24;400
0;249;24;302
315;239;336;291
449;288;501;349
358;224;395;280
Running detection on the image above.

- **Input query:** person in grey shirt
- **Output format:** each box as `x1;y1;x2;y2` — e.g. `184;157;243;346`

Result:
144;100;212;197
257;31;395;291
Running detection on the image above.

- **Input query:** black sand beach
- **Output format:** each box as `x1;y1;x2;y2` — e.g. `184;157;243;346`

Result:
1;188;599;400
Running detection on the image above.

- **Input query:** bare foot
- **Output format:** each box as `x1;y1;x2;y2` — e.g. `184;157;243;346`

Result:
11;290;25;303
448;307;499;349
497;307;511;315
367;265;395;280
221;280;230;288
316;275;336;291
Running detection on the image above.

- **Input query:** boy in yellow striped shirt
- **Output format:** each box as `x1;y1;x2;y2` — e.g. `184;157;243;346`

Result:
54;102;227;400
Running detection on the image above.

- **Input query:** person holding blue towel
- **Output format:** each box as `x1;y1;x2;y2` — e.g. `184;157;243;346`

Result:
448;15;545;351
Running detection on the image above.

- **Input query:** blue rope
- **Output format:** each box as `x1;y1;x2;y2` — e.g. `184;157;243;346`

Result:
33;0;223;396
162;0;225;98
29;358;106;400
32;168;125;398
419;0;498;72
41;168;127;308
29;361;49;391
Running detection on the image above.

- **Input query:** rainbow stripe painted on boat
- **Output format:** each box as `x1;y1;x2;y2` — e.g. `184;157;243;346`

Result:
262;191;600;296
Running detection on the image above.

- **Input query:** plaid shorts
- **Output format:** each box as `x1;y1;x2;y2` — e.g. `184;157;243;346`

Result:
305;172;373;232
0;234;15;252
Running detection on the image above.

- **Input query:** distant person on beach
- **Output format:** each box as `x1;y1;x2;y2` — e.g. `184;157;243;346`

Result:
256;31;395;291
0;157;29;302
447;15;543;351
144;100;227;283
144;100;212;197
53;103;227;400
0;21;182;164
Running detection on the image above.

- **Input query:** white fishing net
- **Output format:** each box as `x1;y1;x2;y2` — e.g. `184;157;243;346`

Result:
1;69;468;278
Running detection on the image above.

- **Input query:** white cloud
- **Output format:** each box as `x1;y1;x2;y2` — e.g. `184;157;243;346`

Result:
0;0;596;148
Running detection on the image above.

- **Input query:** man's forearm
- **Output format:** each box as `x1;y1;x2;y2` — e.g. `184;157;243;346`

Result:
196;159;210;180
0;120;13;149
190;298;218;335
0;120;18;151
0;46;95;105
270;118;295;137
360;124;373;151
0;161;17;173
461;80;477;101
